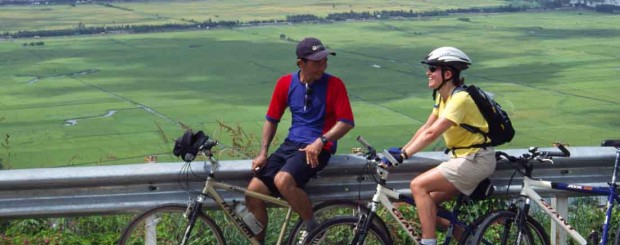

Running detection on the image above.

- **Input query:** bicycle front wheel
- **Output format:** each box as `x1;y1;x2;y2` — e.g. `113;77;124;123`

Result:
287;199;391;245
304;216;391;245
118;204;225;245
472;210;549;245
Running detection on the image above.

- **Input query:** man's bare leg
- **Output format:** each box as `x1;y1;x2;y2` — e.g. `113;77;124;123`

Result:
246;177;272;242
274;172;317;229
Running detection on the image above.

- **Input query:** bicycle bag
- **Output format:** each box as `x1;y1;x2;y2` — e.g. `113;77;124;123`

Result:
173;130;208;162
468;178;494;201
453;85;515;149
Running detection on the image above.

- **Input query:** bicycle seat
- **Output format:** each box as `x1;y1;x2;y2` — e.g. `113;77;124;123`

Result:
601;139;620;147
467;178;494;202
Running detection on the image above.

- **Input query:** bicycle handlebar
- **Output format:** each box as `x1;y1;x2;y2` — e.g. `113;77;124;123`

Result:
200;139;219;152
356;136;390;181
496;143;571;177
553;143;571;157
356;135;376;157
540;150;567;158
356;135;403;167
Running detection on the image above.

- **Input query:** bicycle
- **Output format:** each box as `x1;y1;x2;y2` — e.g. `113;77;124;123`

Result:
303;136;495;245
118;131;390;245
472;139;620;245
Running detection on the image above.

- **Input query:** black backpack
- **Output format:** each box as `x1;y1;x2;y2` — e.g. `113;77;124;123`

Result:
452;85;515;149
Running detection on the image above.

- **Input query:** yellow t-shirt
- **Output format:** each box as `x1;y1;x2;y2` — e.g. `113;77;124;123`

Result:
432;88;488;158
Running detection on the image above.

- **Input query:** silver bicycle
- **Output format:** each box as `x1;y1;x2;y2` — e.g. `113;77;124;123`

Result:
118;131;388;245
470;142;620;245
304;136;495;244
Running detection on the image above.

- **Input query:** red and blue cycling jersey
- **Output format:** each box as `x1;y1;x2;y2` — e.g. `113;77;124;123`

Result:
265;72;355;154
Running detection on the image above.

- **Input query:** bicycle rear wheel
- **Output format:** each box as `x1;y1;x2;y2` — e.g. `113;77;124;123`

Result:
118;204;225;245
472;210;549;245
287;199;391;245
304;216;391;245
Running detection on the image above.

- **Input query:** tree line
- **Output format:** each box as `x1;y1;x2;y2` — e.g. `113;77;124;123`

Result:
0;5;533;39
2;3;617;39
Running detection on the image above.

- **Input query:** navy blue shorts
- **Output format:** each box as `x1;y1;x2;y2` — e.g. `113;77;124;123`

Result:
255;140;331;197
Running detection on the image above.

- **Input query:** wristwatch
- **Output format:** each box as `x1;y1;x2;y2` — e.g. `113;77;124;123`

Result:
320;136;329;144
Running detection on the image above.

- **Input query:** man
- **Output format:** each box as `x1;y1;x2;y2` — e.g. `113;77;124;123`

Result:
245;37;355;242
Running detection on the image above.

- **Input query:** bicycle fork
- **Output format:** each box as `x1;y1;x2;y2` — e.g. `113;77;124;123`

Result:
181;194;207;245
513;198;531;245
600;149;620;245
352;200;378;244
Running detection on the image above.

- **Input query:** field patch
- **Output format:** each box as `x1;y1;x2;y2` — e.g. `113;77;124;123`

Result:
0;10;618;168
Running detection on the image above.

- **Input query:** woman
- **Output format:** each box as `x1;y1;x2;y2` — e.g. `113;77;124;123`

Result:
384;47;496;245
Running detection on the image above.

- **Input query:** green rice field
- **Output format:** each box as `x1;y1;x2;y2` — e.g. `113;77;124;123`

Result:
0;6;618;169
0;0;508;32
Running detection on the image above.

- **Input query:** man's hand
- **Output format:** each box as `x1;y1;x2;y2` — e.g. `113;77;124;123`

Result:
252;154;268;172
299;138;324;168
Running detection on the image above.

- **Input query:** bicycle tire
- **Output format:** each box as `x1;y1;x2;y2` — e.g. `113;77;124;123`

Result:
304;216;392;245
456;229;475;245
456;222;479;245
471;210;549;245
454;211;506;245
118;204;226;245
287;199;391;245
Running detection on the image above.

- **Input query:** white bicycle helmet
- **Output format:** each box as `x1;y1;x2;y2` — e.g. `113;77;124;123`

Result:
421;47;471;71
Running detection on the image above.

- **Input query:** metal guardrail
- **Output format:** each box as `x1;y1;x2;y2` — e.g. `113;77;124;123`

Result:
0;146;615;219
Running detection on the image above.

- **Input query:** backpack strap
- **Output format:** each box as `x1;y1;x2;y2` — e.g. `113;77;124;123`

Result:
444;144;491;156
452;85;466;95
444;85;492;155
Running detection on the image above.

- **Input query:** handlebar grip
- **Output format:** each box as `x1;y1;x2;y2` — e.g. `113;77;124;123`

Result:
382;149;401;167
495;151;519;162
356;136;373;150
356;135;377;157
555;143;571;157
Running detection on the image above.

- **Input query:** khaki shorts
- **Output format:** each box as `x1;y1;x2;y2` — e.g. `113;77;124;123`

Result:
437;147;496;196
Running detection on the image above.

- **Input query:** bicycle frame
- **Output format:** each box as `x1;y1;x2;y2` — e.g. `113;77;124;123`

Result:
349;136;474;245
361;169;470;244
183;156;292;245
517;148;620;245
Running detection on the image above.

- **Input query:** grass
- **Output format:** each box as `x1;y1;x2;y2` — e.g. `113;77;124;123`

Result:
0;10;618;169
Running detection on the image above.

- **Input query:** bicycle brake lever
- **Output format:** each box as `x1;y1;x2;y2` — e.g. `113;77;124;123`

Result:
536;157;554;164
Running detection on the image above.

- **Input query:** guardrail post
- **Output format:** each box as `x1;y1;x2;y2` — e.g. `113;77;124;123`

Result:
145;215;157;245
551;196;568;245
145;156;157;245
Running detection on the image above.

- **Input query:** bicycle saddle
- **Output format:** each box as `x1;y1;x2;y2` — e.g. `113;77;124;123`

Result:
601;139;620;147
